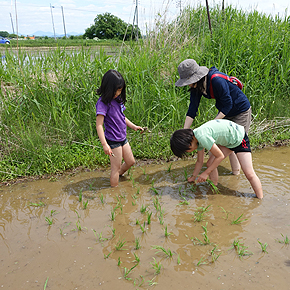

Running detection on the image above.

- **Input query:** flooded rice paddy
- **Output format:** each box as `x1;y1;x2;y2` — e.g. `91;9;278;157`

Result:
1;146;290;289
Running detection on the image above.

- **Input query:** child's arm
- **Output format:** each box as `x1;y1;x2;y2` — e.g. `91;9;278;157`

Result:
96;115;113;156
196;144;224;183
188;149;204;182
125;117;144;132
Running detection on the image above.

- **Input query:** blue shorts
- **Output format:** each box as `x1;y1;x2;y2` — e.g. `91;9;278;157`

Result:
229;133;251;153
106;138;128;149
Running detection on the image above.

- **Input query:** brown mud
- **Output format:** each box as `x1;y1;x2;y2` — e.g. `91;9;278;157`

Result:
0;146;290;289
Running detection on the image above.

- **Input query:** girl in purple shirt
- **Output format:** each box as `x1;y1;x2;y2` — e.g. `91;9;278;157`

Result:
96;70;143;187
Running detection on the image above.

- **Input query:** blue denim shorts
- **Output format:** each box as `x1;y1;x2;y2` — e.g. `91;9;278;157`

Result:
106;138;128;149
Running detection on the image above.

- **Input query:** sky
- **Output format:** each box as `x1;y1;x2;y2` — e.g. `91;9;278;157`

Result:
0;0;289;36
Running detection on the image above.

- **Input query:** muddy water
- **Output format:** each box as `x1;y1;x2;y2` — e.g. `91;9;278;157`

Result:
1;147;290;289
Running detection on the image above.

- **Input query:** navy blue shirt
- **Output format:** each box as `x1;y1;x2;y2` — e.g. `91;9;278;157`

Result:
187;67;251;119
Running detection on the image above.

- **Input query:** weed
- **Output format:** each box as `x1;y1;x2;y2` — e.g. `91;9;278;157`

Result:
219;206;232;220
123;264;138;280
92;230;108;243
177;254;181;265
210;245;221;262
166;163;172;172
183;167;188;181
197;255;208;266
150;257;162;274
43;277;49;290
177;197;190;205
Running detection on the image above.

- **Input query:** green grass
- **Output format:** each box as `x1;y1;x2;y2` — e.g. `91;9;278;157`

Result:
1;5;290;182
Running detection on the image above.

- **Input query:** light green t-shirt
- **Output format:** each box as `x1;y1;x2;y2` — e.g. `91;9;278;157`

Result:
193;119;245;151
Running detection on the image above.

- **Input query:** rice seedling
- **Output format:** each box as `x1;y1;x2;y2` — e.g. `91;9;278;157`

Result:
29;202;45;207
123;264;138;281
219;206;232;220
92;229;108;243
177;254;181;265
177;197;190;205
140;204;148;214
193;205;211;222
82;199;89;209
150;186;160;195
164;224;173;237
152;245;174;258
89;183;94;191
45;216;53;225
277;233;289;244
135;237;141;250
133;252;140;263
118;257;122;266
230;239;253;258
115;238;127;251
75;220;82;231
59;222;71;236
257;240;268;253
192;222;211;245
74;210;81;219
43;277;49;290
166;163;172;172
158;210;164;225
147;278;158;286
140;222;146;233
150;257;162;275
147;212;152;225
152;196;161;212
50;209;58;216
135;218;140;225
207;179;220;194
109;226;116;238
132;200;136;206
183;167;188;181
78;189;83;202
136;187;140;195
99;193;104;204
197;255;208;266
104;251;112;259
189;184;197;192
210;245;221;262
110;207;117;221
231;214;247;225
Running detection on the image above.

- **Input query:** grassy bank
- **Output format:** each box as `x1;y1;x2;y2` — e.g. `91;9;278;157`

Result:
0;5;290;182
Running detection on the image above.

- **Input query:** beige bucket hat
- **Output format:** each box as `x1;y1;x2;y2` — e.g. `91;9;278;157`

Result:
175;59;209;87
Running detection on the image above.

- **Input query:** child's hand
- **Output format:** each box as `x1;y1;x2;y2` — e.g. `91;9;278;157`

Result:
188;175;196;183
196;172;208;183
103;143;112;156
135;126;144;132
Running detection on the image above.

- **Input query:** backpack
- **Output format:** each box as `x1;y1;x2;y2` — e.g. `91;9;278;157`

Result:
209;73;244;99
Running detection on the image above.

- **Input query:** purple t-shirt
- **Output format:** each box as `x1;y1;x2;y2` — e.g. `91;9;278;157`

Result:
96;96;127;141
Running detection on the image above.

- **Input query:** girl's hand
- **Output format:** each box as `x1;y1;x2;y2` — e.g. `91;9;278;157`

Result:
188;175;196;183
103;143;112;156
196;172;209;183
135;126;144;132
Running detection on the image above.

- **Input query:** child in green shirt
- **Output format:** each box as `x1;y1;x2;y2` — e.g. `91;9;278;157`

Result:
170;119;263;199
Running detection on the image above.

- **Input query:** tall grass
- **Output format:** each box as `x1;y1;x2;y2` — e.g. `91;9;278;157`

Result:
0;4;289;181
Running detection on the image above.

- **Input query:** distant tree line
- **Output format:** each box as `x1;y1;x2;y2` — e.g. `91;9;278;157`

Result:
83;13;141;40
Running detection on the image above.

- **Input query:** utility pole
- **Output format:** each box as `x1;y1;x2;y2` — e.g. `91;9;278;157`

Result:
10;12;15;34
176;0;182;15
50;3;57;41
61;6;67;38
131;0;139;40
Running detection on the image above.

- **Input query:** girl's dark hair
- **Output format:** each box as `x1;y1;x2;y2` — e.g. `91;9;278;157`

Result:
188;76;206;95
170;129;194;158
97;69;126;105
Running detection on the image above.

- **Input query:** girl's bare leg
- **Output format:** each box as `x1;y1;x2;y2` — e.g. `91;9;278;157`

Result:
229;152;240;175
236;152;263;199
119;142;135;176
110;146;123;187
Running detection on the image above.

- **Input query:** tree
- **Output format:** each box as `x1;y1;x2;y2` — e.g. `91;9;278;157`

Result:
84;12;140;40
0;31;9;37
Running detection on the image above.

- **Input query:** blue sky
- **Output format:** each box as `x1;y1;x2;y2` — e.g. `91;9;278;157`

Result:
0;0;289;36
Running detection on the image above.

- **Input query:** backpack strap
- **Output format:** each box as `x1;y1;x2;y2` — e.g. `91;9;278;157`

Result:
209;73;243;99
209;73;230;99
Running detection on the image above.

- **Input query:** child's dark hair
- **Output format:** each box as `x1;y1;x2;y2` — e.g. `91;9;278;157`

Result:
97;69;126;105
170;129;194;158
188;76;206;95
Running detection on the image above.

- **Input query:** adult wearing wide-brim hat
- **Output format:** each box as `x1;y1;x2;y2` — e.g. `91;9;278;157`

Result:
175;58;252;176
